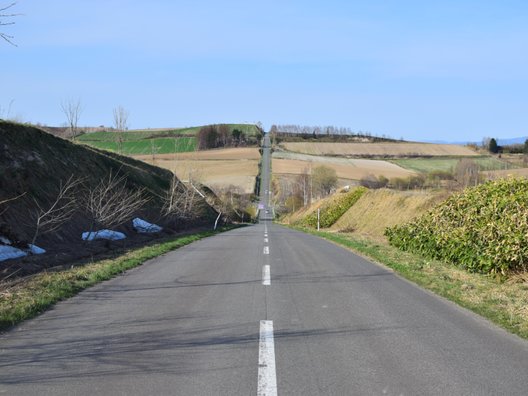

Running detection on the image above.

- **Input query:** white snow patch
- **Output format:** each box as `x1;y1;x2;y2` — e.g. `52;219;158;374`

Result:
0;245;27;262
0;236;11;245
133;218;162;233
82;230;126;241
28;244;46;255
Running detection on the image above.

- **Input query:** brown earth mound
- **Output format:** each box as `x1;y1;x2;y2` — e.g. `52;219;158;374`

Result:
0;121;217;280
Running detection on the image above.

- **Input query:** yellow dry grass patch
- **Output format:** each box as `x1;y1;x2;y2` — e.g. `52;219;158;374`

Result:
134;147;261;161
272;158;415;180
139;157;259;194
483;168;528;180
331;189;449;239
281;142;478;157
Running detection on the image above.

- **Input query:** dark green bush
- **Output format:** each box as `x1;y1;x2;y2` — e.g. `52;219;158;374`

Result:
302;187;366;228
385;177;528;274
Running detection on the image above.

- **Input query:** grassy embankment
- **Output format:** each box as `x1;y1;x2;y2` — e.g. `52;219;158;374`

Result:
0;227;237;331
283;186;528;339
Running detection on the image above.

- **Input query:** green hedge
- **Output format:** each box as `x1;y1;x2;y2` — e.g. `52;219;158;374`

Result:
385;177;528;274
302;187;366;228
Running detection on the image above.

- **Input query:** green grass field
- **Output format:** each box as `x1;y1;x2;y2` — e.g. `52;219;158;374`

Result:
392;156;516;173
77;124;260;155
77;128;201;142
84;137;196;155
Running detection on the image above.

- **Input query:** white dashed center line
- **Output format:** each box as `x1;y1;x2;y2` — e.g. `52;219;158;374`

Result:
263;246;269;255
257;320;277;396
262;265;271;285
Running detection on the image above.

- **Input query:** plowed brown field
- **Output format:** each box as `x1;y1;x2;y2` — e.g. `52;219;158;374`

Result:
272;158;415;180
134;148;260;193
280;142;478;157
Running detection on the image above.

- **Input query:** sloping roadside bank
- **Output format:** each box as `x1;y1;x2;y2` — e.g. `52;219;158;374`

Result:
0;226;240;331
285;225;528;340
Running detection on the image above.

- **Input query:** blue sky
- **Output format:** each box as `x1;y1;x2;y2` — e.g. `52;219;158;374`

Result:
1;0;528;141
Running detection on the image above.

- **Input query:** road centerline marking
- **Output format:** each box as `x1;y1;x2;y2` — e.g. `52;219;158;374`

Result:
258;320;277;396
263;246;269;255
264;238;268;243
262;265;271;285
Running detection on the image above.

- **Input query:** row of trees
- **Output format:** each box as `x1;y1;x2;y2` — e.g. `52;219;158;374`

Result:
485;137;528;155
60;98;129;142
269;124;395;142
360;158;483;191
276;156;494;216
274;165;338;214
197;124;248;150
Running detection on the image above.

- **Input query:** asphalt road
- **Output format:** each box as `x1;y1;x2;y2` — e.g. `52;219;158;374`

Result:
1;134;527;395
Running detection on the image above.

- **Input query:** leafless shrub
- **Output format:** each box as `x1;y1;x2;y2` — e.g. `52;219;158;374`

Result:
61;98;83;140
455;158;481;188
161;174;201;221
113;105;129;154
84;171;149;233
0;191;25;216
0;2;18;46
360;174;389;189
29;175;83;245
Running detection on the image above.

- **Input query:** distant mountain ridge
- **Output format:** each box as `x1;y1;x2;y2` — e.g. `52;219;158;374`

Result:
421;136;528;146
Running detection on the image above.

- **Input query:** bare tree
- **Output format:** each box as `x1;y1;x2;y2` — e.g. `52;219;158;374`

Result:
296;168;311;206
455;158;481;188
0;2;18;46
161;174;201;221
312;165;338;197
0;191;25;216
0;99;14;120
61;98;83;141
113;105;129;131
30;175;82;245
113;106;129;154
84;171;149;235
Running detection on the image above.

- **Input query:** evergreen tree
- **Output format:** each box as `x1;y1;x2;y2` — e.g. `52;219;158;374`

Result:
489;138;499;153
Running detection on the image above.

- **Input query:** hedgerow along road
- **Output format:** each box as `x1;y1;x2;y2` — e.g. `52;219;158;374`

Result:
0;134;527;395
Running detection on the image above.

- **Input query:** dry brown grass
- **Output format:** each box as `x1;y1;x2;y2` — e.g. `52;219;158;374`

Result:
134;147;260;161
272;158;415;180
331;189;448;239
280;142;479;157
483;167;528;180
139;158;259;194
133;148;261;194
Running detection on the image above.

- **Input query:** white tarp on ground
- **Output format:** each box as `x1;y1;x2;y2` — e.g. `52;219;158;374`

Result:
0;245;27;262
82;230;126;241
28;244;46;255
133;218;162;233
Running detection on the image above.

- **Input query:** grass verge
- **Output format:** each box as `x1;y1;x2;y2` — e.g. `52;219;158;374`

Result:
287;225;528;340
0;227;236;331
